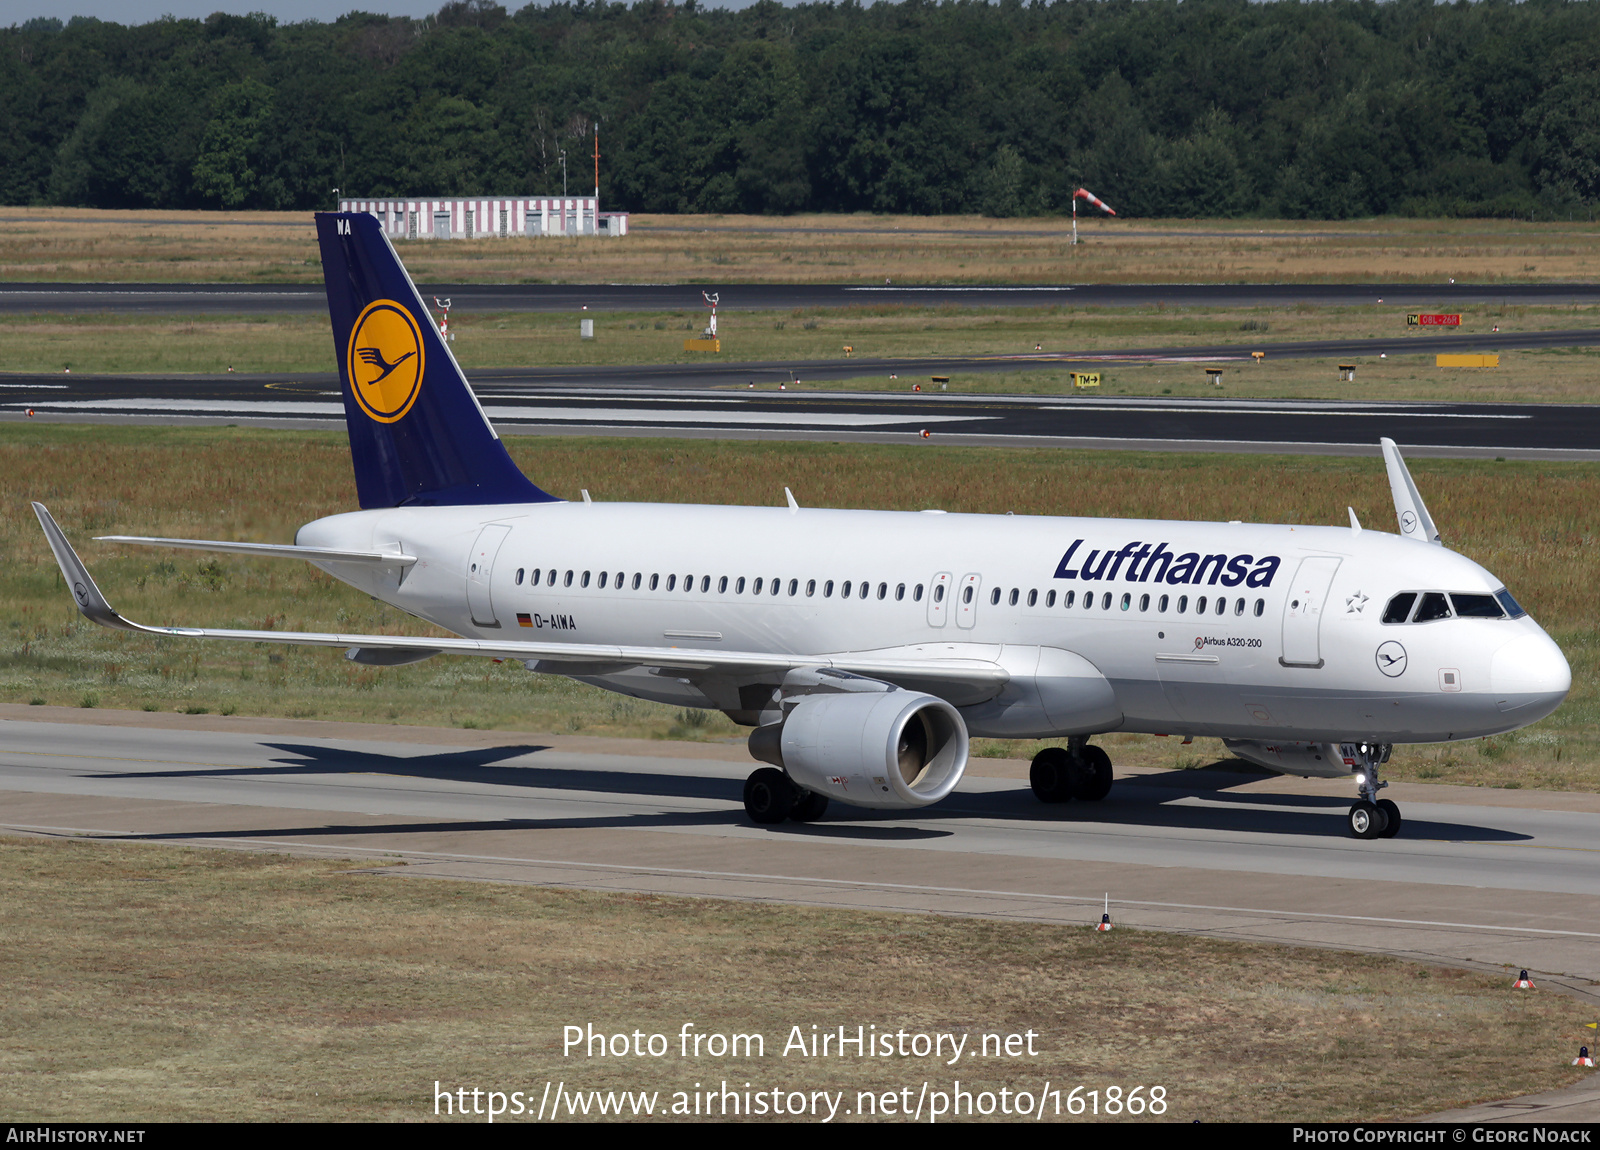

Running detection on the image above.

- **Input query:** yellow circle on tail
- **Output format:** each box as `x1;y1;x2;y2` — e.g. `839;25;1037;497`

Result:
346;300;425;423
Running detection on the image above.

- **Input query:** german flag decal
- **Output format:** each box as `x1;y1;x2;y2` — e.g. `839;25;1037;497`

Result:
517;613;533;628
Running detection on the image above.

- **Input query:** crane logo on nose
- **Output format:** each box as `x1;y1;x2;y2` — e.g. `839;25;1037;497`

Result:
1375;641;1408;677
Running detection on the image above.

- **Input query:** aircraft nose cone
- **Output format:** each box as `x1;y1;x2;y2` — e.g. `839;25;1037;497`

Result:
1490;632;1571;717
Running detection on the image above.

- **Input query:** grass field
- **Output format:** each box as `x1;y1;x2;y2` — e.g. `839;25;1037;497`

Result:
4;303;1597;405
0;835;1588;1122
2;424;1595;792
2;208;1599;284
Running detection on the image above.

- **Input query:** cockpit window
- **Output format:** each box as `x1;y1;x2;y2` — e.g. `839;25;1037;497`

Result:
1451;593;1505;619
1495;589;1527;619
1381;593;1416;624
1413;592;1452;623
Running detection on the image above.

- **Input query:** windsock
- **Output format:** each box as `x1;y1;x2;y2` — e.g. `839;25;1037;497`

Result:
1074;188;1117;216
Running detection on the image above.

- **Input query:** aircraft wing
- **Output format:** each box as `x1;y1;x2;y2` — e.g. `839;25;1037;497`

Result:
36;504;1008;699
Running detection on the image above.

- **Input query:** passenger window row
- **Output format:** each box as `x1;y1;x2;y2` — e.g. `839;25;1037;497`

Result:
508;567;1274;620
513;567;924;602
1381;589;1522;624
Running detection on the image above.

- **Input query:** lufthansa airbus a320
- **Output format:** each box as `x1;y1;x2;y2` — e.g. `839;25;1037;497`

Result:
33;213;1571;839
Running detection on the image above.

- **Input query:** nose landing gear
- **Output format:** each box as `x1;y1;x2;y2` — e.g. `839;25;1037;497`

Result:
1344;742;1400;839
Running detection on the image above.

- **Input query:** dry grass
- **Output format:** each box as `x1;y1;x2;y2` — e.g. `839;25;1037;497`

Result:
1;425;1596;789
4;304;1597;407
0;835;1587;1122
2;207;1600;284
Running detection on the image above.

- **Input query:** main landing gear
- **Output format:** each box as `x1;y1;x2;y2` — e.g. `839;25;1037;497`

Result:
743;767;829;825
1345;742;1401;840
1029;737;1114;804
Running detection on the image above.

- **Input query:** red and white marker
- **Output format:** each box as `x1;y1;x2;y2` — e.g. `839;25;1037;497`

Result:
1095;892;1113;931
1514;969;1535;989
919;429;930;439
1574;1046;1594;1067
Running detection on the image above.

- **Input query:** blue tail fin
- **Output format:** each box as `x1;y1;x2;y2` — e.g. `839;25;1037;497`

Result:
315;212;557;509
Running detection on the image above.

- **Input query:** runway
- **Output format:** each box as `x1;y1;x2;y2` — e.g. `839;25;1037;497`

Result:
4;280;1600;315
4;706;1598;997
5;371;1599;460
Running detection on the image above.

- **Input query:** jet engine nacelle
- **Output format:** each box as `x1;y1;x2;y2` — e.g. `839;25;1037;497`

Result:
1222;738;1348;779
748;690;968;810
959;646;1122;739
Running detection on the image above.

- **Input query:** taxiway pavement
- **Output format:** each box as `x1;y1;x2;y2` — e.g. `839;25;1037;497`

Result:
4;706;1598;1002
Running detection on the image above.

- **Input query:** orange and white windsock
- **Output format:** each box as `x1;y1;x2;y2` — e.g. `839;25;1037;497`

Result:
1074;188;1117;216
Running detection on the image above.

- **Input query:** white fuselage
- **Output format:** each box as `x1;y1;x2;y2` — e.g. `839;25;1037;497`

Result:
298;501;1571;747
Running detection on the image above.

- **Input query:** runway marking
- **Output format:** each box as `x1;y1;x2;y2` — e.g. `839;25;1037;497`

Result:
1038;404;1528;420
5;821;1596;940
3;398;998;428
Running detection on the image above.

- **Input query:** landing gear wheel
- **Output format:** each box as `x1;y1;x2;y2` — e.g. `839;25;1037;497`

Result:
1069;745;1115;801
744;768;795;824
1348;800;1388;840
790;790;829;823
1375;798;1402;839
1029;747;1073;803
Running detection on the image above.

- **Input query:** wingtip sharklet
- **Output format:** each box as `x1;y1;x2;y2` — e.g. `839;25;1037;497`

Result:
31;502;136;631
1379;438;1442;545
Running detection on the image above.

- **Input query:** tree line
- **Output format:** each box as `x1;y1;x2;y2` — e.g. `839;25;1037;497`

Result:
3;0;1598;219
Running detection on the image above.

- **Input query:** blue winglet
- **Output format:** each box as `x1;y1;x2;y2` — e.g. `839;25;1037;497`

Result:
314;212;558;509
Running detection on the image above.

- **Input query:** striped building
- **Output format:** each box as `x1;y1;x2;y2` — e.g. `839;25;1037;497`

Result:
336;196;628;238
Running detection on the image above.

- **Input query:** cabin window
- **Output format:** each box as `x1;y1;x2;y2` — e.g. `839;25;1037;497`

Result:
718;576;728;593
615;571;624;589
1234;598;1245;616
1120;593;1131;611
1214;597;1226;616
752;577;763;594
913;584;923;602
771;578;781;596
1159;594;1169;612
1195;596;1208;614
649;574;659;591
1414;592;1451;622
1452;593;1504;619
597;572;607;589
701;575;711;593
1101;592;1112;610
841;581;852;598
807;580;817;597
1085;593;1095;611
1045;590;1055;607
735;577;745;594
1253;598;1264;617
515;568;524;585
1027;589;1038;607
933;585;944;603
988;588;999;605
896;583;906;601
967;586;978;604
666;575;676;591
547;570;557;586
860;581;870;600
789;579;799;596
1138;593;1149;611
1382;592;1416;624
564;570;574;587
581;571;591;588
1009;589;1020;606
1178;595;1188;613
1063;590;1074;608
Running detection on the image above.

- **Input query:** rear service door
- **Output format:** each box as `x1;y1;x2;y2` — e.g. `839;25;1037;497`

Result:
467;524;512;627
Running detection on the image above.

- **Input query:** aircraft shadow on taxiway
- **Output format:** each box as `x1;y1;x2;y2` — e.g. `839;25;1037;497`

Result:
92;740;1528;844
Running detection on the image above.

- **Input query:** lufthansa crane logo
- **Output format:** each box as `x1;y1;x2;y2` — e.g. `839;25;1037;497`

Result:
1375;641;1408;678
346;300;425;423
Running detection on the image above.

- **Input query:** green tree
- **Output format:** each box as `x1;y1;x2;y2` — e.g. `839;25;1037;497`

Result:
192;79;275;209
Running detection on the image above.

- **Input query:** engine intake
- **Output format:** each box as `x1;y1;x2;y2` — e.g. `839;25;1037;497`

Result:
748;690;968;810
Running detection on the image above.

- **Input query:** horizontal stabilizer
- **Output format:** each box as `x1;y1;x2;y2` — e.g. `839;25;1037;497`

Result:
1380;437;1441;545
96;535;417;567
